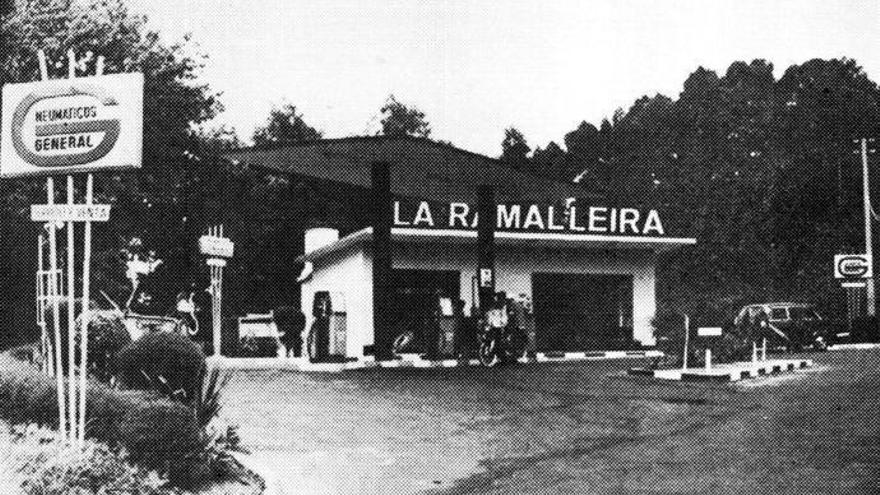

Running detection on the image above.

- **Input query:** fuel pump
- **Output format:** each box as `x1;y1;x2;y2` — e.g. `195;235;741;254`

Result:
307;291;347;362
327;292;347;360
435;295;458;357
307;291;331;362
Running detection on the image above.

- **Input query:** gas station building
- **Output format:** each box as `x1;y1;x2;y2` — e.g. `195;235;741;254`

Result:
226;137;696;360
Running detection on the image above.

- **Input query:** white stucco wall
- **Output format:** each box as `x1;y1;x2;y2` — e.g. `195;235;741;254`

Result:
303;241;658;358
300;246;373;358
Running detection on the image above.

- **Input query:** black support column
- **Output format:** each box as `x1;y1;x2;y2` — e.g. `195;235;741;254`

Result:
371;161;393;360
476;185;496;312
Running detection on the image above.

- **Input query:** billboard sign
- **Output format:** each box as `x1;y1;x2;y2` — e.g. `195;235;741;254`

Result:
834;254;872;280
1;73;143;177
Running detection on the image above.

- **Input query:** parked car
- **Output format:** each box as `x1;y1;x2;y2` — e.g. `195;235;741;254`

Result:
733;302;846;351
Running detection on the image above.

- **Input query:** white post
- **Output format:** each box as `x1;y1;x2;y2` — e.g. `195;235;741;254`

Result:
47;177;66;440
66;175;77;442
705;348;712;370
682;314;690;370
752;341;758;364
762;337;767;361
37;50;66;440
78;173;94;446
861;138;875;316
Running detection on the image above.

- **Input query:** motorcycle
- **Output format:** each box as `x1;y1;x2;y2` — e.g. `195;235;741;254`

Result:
477;293;523;367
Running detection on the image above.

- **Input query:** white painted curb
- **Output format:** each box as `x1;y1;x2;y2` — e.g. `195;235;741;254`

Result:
208;349;662;373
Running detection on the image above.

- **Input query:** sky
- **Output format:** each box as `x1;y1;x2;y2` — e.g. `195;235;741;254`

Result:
126;0;880;157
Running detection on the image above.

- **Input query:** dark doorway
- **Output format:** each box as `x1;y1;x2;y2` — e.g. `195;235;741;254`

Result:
532;273;634;351
388;269;461;352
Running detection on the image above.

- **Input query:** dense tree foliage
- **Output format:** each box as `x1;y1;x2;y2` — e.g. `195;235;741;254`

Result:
500;127;531;170
522;58;880;318
378;95;431;138
0;0;222;346
252;103;322;147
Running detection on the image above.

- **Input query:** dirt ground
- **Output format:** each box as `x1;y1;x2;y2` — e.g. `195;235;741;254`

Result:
220;350;880;495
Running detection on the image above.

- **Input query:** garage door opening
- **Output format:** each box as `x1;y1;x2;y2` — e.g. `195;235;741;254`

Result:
388;269;460;353
532;273;634;351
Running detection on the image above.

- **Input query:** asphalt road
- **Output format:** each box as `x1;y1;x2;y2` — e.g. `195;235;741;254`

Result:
219;350;880;495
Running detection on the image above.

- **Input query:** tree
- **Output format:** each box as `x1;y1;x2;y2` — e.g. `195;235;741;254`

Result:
500;127;530;170
0;0;221;346
378;95;431;138
531;141;567;180
252;103;322;148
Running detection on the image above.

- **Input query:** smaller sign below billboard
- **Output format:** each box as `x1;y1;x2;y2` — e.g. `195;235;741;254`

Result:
30;204;110;222
697;327;723;337
834;254;873;280
199;235;234;258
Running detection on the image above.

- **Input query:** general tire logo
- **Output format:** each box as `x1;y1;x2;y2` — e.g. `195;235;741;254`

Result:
834;254;873;279
10;84;121;167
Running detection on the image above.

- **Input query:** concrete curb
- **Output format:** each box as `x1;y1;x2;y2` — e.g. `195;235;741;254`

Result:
208;349;662;373
628;358;813;383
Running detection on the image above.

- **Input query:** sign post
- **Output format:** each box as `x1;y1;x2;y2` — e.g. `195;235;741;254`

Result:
3;50;141;448
200;226;234;356
697;327;722;370
835;254;873;329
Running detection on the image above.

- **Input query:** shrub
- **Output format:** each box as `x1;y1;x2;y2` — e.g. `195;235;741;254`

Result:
115;332;206;401
119;398;207;487
850;316;880;343
76;309;132;382
0;356;213;488
0;356;58;427
21;438;173;495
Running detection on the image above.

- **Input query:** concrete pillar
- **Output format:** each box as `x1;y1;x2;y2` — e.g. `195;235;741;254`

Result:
476;185;495;312
371;162;393;360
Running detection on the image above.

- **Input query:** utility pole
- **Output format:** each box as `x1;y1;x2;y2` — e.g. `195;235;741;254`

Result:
860;138;876;316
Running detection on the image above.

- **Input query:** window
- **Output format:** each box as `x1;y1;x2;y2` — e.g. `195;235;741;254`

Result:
769;308;788;321
788;307;819;321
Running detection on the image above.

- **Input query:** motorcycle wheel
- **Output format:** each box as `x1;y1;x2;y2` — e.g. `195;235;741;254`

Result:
392;332;415;355
307;328;318;361
478;340;500;367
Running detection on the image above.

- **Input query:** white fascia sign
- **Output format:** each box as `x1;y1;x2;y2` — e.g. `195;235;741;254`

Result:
1;73;143;177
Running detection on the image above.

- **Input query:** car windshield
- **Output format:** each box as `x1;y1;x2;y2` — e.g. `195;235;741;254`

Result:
788;307;819;321
769;308;788;320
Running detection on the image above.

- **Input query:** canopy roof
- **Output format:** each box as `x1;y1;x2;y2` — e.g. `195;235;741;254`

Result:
298;227;697;264
224;137;600;204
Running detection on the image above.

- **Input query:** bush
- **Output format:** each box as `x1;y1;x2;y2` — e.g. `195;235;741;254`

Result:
76;309;131;382
119;398;207;488
21;437;173;495
850;316;880;343
0;356;58;427
0;356;212;488
116;332;206;401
